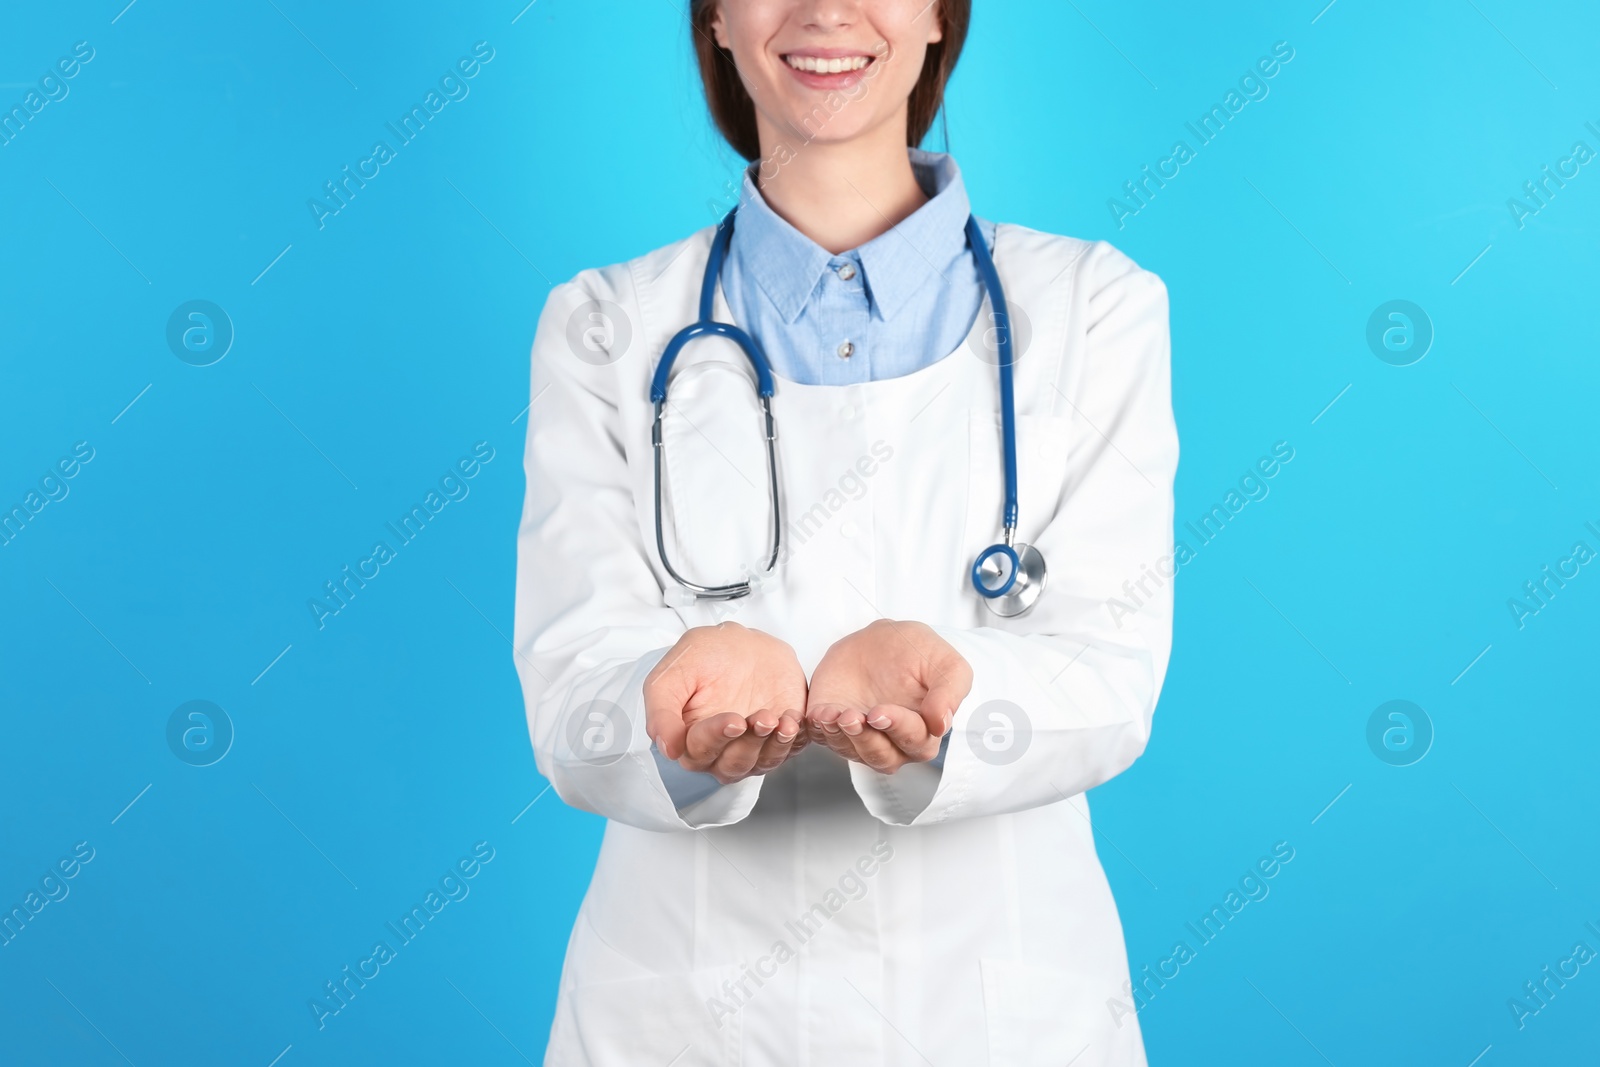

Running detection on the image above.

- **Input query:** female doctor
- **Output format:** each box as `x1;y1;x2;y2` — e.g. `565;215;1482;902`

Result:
513;1;1178;1063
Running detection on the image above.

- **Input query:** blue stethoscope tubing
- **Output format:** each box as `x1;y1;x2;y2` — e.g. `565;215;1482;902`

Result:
650;206;1047;616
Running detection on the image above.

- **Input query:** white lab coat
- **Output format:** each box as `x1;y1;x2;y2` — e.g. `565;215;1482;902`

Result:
513;218;1177;1066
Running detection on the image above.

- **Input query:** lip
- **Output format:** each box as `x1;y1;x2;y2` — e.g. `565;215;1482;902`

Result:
779;48;880;91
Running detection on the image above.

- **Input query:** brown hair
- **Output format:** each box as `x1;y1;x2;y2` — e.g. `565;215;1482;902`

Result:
689;1;971;162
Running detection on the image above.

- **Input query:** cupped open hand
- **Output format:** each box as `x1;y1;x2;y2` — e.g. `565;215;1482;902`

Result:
643;622;810;785
805;619;973;774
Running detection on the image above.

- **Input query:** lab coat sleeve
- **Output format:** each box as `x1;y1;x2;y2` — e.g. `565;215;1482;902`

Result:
512;271;764;832
850;242;1178;826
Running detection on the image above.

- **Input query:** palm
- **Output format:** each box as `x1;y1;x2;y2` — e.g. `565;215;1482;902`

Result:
685;662;806;729
644;623;811;782
809;647;924;718
804;620;971;770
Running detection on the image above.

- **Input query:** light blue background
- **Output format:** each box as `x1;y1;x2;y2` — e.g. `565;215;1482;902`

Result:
3;1;1596;1064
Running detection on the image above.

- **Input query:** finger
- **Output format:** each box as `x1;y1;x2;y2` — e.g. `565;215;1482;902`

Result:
808;711;858;762
844;727;906;774
867;703;940;761
774;712;802;745
681;712;748;770
709;730;768;784
806;701;849;728
751;716;801;773
746;707;781;738
834;707;869;737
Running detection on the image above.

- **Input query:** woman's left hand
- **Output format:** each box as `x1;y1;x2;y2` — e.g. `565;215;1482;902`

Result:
805;619;973;774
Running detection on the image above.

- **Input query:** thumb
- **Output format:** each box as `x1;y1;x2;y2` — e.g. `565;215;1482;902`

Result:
919;677;966;737
643;651;699;762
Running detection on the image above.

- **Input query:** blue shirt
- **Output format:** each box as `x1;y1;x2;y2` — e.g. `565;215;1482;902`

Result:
655;148;980;808
721;147;997;386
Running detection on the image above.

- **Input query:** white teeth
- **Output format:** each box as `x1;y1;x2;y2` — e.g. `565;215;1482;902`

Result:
785;54;871;74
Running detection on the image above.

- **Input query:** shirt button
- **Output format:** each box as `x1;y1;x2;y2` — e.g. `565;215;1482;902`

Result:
838;341;854;359
840;520;860;539
837;263;857;281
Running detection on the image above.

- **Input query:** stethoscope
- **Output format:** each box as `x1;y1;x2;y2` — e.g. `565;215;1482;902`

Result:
649;207;1047;618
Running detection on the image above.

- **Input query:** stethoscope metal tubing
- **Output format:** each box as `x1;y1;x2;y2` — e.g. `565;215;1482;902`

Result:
650;210;783;600
651;396;782;601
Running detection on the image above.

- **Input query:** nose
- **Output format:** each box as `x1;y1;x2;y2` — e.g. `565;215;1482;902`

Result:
795;0;859;31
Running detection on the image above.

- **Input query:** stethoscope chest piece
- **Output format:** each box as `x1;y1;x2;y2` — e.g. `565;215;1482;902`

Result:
972;540;1048;618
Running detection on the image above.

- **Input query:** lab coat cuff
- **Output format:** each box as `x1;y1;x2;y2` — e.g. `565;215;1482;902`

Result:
852;625;1025;826
848;730;951;821
847;759;948;826
545;647;764;832
624;648;766;830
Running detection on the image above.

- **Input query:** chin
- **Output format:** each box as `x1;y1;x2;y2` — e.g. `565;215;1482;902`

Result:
775;111;879;147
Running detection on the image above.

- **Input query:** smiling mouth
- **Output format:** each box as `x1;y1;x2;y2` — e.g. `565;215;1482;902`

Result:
783;54;876;74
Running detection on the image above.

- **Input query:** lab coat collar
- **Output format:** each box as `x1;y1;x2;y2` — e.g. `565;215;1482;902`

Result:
731;147;975;326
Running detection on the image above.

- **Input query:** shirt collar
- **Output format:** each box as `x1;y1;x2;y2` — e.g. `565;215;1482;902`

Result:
729;147;974;325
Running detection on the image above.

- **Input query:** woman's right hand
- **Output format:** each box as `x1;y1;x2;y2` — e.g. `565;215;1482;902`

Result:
643;622;810;785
